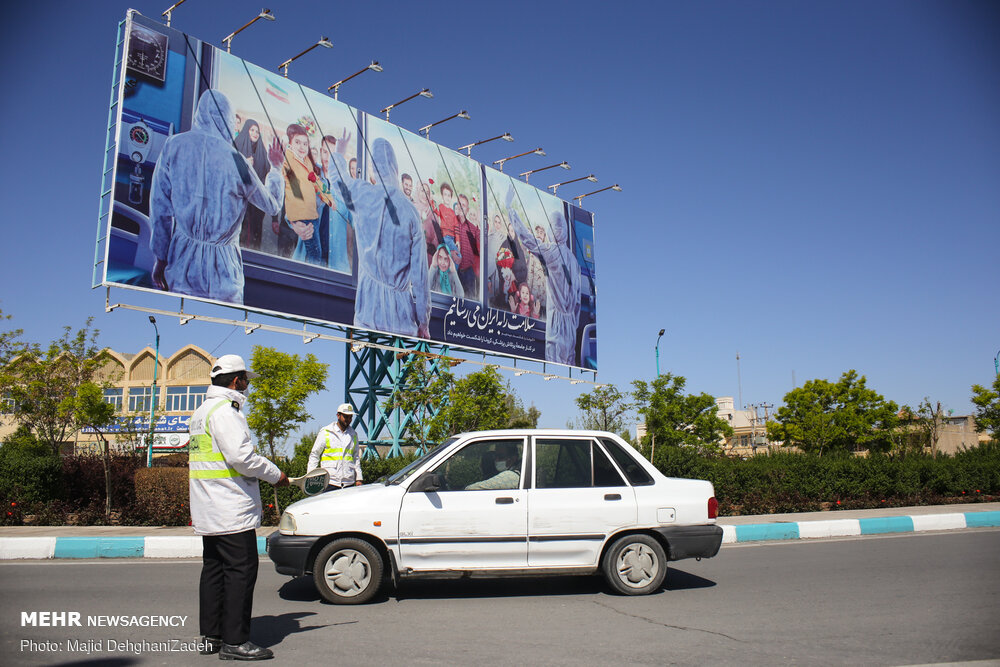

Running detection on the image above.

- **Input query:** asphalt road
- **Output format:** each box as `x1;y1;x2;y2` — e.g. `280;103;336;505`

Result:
1;530;998;666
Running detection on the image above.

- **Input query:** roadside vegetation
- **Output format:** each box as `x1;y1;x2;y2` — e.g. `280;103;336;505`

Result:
1;307;998;525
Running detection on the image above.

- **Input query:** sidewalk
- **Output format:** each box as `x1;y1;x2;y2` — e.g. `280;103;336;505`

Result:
1;503;998;559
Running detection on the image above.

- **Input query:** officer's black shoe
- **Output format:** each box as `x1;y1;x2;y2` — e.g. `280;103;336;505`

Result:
200;636;222;655
219;642;274;661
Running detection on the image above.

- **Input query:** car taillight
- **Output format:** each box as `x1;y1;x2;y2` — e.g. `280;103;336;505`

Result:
708;497;718;519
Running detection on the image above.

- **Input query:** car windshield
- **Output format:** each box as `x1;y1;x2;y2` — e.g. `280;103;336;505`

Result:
385;437;458;485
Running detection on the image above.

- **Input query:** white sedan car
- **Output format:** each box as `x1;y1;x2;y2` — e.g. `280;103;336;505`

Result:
267;429;722;604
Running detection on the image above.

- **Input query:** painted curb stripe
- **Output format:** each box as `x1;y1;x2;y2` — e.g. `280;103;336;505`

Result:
858;516;914;535
964;511;1000;528
0;537;57;559
53;537;145;559
144;536;202;558
910;513;966;532
735;523;800;542
797;519;861;539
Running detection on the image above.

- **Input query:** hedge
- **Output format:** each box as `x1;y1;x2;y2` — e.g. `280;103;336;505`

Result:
2;442;996;526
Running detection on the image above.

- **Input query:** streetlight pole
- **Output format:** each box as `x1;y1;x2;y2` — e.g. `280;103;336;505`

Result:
995;349;999;376
147;316;159;468
655;328;665;377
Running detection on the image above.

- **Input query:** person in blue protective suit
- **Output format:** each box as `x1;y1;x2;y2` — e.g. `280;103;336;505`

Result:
505;186;582;365
150;89;285;304
327;138;430;338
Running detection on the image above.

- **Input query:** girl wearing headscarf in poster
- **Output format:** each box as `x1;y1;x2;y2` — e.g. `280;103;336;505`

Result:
428;244;465;298
505;186;582;365
150;89;284;304
234;119;270;251
327;138;430;338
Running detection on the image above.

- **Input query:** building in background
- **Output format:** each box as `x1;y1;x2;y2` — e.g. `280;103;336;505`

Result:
0;345;215;456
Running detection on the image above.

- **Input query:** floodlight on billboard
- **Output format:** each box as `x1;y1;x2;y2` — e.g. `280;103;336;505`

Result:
99;11;598;371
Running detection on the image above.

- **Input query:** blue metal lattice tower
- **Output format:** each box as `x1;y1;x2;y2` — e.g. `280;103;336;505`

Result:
345;332;451;458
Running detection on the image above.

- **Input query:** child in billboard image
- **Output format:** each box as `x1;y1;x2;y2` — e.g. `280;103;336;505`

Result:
416;182;443;266
435;183;462;262
318;134;353;273
454;194;481;299
505;186;582;365
284;124;333;266
489;213;528;310
150;89;285;304
513;283;540;318
495;247;519;311
327;138;430;338
428;244;464;298
235;119;271;251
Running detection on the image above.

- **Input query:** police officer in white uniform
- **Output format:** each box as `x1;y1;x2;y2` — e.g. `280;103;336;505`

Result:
308;403;364;490
189;354;288;660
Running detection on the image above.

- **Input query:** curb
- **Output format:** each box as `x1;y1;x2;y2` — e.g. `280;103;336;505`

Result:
719;510;1000;545
0;536;268;560
1;512;998;560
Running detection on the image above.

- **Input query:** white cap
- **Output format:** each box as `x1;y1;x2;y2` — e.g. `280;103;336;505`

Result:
210;354;259;379
337;402;355;416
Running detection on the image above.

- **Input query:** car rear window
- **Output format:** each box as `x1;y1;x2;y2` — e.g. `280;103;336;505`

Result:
600;437;654;486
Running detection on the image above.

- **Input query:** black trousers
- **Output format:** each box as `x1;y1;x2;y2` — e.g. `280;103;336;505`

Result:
199;530;259;645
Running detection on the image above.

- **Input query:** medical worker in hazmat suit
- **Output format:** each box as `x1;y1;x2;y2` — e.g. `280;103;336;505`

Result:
327;137;430;338
505;186;582;365
150;89;285;304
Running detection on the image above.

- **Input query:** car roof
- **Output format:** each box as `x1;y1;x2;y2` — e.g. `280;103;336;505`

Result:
452;429;620;439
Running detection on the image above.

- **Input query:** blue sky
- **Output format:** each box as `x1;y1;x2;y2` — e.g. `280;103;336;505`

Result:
1;1;997;447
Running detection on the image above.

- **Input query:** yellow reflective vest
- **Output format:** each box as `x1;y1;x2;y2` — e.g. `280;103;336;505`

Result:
307;423;362;486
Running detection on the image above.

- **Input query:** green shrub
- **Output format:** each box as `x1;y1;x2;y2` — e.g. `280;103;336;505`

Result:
130;467;189;526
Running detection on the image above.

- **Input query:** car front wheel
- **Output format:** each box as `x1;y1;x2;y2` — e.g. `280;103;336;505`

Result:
602;533;667;596
313;538;384;604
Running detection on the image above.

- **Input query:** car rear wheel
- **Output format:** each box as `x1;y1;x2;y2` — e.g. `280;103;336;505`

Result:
313;538;384;604
602;533;667;596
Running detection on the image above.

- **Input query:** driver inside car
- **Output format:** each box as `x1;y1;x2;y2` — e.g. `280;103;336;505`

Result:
465;443;521;490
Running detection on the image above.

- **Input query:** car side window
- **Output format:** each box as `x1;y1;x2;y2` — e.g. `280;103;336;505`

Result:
600;437;654;486
429;439;524;491
535;438;625;488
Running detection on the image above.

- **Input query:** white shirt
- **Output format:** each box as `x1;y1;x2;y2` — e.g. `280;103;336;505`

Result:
308;421;363;487
188;385;283;535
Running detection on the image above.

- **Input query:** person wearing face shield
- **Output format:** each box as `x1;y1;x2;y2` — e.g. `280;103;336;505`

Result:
504;186;582;365
326;137;430;338
188;354;289;660
150;89;285;304
465;442;522;490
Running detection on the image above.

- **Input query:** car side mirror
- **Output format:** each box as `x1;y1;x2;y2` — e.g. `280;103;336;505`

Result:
409;472;441;493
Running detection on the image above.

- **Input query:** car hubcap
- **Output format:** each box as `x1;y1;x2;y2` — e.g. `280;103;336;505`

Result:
323;549;371;597
617;543;658;588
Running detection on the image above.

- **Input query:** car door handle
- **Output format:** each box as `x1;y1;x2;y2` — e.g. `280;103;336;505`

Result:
604;494;621;501
495;497;514;504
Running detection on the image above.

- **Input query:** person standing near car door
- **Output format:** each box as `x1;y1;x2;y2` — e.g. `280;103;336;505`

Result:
189;354;288;661
308;403;364;491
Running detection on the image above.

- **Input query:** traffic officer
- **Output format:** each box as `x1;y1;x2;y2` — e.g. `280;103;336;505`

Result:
189;354;288;661
307;403;364;490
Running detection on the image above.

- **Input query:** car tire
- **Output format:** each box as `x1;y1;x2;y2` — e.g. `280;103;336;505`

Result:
313;538;384;604
602;533;667;596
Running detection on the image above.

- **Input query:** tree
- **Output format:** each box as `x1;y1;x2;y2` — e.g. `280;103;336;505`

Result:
575;384;632;433
0;319;106;456
971;377;1000;440
70;382;118;519
245;346;328;514
427;367;511;441
506;393;540;429
631;374;732;456
383;355;454;450
767;370;899;456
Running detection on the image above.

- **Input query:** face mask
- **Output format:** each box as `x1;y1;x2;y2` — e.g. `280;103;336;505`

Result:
495;460;508;473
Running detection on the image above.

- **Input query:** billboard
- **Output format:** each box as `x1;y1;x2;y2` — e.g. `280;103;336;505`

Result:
103;12;597;370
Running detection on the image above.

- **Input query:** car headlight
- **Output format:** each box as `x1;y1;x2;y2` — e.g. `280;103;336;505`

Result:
278;511;297;534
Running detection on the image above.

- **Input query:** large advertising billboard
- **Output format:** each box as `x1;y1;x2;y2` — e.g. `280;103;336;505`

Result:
104;12;597;370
